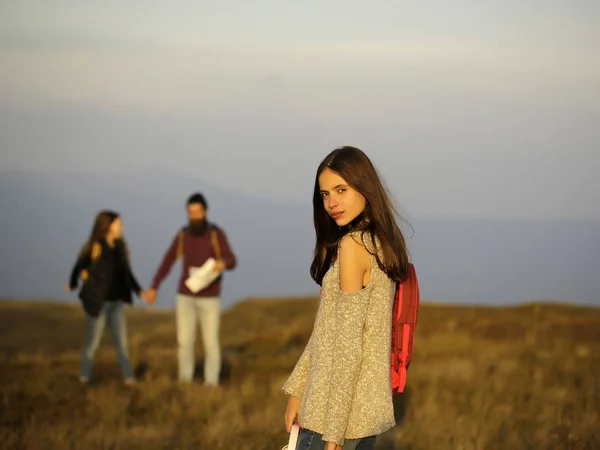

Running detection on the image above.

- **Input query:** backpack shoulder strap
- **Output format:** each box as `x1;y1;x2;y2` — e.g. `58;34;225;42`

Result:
209;224;222;260
81;241;102;282
91;241;102;261
175;228;186;261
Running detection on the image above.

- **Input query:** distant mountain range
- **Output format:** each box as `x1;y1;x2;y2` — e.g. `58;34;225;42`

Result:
0;170;598;308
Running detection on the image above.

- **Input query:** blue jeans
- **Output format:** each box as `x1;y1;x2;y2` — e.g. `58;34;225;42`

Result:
176;294;221;385
297;429;376;450
80;301;133;380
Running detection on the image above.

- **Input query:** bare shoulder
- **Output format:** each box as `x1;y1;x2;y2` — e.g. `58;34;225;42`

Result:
339;232;366;250
339;233;370;264
338;233;371;292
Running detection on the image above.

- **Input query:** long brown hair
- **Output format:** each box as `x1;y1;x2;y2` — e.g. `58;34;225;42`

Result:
309;146;411;285
78;210;120;258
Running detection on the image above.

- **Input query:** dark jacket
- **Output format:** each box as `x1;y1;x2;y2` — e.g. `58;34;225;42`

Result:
69;239;142;318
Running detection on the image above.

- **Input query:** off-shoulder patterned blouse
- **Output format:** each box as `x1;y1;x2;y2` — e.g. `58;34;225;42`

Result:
282;232;396;446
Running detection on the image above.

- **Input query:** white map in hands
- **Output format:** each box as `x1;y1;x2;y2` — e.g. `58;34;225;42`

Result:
184;258;221;293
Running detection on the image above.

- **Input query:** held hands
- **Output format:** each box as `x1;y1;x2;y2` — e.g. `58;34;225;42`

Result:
141;288;157;305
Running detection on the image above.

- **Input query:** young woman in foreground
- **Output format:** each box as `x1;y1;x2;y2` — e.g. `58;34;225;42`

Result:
66;210;146;385
283;147;410;450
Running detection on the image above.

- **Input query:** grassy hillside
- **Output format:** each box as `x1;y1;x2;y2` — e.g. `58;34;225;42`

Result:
1;298;599;450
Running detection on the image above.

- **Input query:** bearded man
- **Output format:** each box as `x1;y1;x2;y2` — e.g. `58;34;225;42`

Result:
145;192;237;385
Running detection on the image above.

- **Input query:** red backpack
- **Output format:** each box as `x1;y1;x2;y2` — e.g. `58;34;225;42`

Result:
391;263;420;395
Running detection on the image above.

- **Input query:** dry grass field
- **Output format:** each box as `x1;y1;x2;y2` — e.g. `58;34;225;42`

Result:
1;297;599;450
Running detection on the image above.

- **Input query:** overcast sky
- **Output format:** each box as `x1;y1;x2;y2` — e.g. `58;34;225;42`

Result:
1;0;598;221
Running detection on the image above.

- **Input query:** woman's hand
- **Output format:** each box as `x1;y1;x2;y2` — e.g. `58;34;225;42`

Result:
284;395;301;433
64;284;72;293
325;442;342;450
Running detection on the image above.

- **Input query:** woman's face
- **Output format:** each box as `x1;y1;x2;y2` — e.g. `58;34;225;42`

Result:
318;168;366;227
107;217;123;239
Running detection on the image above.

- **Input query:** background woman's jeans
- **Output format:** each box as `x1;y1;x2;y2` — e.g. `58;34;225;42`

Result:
80;301;133;380
296;428;376;450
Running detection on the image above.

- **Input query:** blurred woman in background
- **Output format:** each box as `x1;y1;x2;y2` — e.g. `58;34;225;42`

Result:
65;210;147;385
